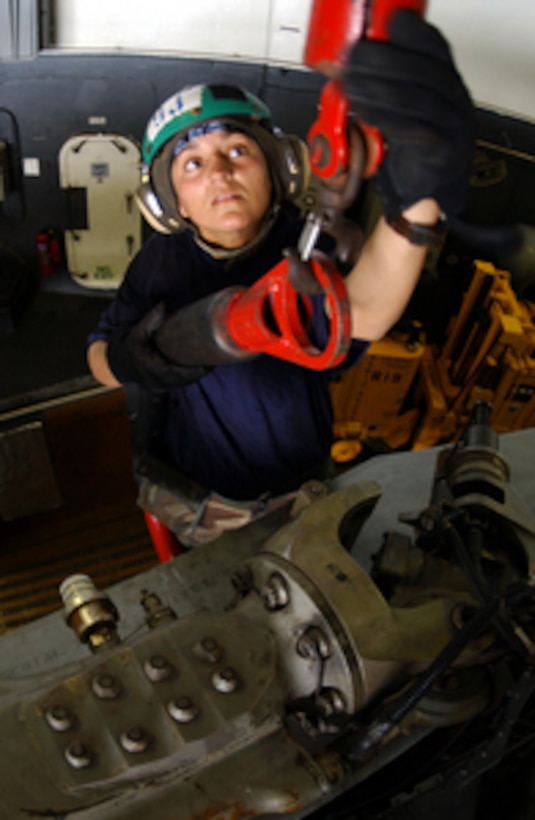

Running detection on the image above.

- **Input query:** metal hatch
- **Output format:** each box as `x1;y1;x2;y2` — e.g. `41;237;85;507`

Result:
58;133;142;290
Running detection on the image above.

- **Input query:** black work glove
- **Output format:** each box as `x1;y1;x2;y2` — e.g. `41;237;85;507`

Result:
107;303;211;393
342;10;475;222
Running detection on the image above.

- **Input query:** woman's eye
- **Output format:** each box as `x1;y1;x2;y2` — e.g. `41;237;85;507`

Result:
228;144;247;158
183;157;200;172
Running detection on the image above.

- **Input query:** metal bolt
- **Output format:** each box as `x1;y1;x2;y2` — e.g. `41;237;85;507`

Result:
194;636;223;664
167;695;199;723
296;626;331;660
46;704;74;732
141;589;176;628
92;672;122;699
315;688;346;717
212;666;239;694
65;740;93;769
120;725;151;754
144;654;173;682
261;572;290;611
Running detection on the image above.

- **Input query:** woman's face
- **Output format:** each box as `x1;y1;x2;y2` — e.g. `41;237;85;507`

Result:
171;129;272;249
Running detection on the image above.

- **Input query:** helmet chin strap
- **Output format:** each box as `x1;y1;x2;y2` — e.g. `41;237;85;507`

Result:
190;203;281;261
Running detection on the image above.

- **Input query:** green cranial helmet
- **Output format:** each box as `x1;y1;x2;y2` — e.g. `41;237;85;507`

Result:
141;84;271;165
136;83;309;248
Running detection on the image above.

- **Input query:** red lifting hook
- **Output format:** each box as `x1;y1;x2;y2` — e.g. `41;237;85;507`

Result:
155;253;351;372
223;252;351;370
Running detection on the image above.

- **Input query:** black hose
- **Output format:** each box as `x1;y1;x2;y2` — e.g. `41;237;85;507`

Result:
348;576;535;764
442;512;530;658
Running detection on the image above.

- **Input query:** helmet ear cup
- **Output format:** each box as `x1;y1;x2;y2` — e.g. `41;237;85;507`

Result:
247;125;310;207
276;134;311;203
135;139;186;234
135;182;172;234
134;179;185;234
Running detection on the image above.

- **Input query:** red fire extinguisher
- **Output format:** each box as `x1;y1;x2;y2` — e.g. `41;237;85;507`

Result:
35;228;62;275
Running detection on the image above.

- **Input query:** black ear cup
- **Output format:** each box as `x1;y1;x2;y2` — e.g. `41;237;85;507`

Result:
277;134;311;203
135;182;172;234
135;138;184;234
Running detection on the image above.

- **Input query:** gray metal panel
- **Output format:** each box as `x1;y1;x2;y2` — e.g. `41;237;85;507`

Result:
0;0;14;58
16;0;38;58
0;0;38;59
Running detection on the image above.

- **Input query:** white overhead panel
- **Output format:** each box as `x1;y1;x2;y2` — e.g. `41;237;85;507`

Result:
51;0;535;122
0;0;39;59
266;0;311;65
54;0;272;62
427;0;535;123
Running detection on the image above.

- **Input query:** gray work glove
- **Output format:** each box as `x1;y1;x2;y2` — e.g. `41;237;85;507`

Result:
343;10;475;222
107;303;211;393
